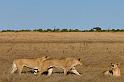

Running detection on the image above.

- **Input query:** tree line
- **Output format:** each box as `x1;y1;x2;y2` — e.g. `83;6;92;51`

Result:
0;27;124;32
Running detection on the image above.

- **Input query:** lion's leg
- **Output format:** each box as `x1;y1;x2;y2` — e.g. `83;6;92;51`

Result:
37;67;45;76
38;70;45;76
11;63;17;74
104;71;109;75
64;68;68;75
18;69;22;75
71;67;81;75
104;70;113;76
36;69;41;76
33;67;39;75
17;66;23;75
47;68;53;76
33;69;38;75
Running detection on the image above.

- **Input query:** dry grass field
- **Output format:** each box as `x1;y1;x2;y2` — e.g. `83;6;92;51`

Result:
0;32;124;82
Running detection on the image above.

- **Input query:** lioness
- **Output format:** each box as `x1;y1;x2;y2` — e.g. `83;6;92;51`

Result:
104;63;121;77
36;57;82;76
10;56;49;75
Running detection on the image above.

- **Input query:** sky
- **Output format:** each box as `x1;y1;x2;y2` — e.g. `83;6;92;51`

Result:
0;0;124;30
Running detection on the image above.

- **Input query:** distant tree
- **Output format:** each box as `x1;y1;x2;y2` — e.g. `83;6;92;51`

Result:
53;28;60;32
89;29;94;32
74;29;80;32
116;29;120;31
68;29;73;32
1;30;7;32
1;30;15;32
93;27;102;32
121;29;124;32
61;29;68;32
17;29;31;32
46;29;52;32
111;29;116;32
35;29;43;32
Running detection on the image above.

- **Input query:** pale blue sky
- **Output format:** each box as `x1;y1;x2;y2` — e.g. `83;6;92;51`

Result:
0;0;124;30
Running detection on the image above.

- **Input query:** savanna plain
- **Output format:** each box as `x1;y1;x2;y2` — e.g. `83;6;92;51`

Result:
0;32;124;82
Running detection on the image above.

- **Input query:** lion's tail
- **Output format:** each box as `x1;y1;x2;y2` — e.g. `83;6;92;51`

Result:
10;61;17;74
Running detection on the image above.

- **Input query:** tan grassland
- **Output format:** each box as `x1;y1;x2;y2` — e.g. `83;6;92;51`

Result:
0;32;124;82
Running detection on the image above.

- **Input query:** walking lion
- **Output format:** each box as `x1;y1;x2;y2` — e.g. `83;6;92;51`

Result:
10;56;49;75
35;57;82;76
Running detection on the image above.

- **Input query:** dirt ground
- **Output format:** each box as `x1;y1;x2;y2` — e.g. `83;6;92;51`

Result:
0;32;124;82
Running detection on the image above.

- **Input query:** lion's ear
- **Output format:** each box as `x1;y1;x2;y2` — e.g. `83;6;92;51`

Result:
42;56;48;59
45;56;48;58
78;58;81;61
44;56;50;59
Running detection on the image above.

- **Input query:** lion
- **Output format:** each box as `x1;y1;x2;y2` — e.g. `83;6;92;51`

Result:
103;63;121;77
10;56;49;75
35;57;82;76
